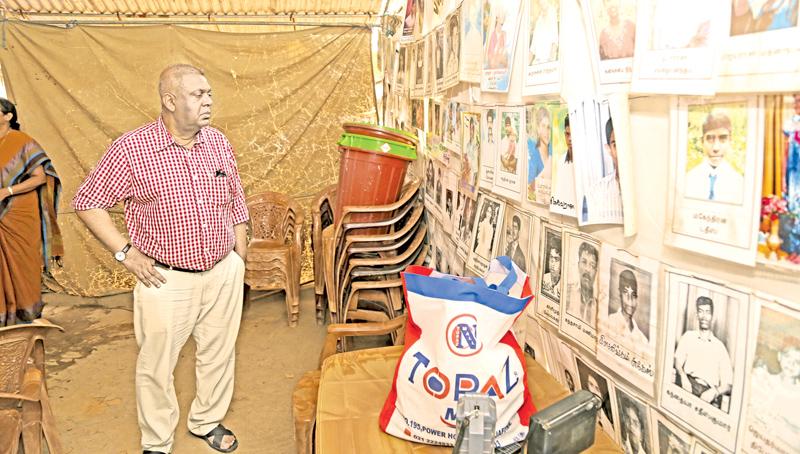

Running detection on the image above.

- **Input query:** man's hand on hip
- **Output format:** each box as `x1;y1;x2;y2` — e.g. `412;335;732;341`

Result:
123;247;167;288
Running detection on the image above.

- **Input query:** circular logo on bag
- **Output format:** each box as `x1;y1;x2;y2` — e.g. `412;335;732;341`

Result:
446;314;483;357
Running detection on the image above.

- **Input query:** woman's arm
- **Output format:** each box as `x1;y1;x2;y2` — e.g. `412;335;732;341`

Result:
0;165;46;201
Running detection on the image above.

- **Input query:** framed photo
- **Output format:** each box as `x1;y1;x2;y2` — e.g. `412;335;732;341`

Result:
536;222;564;327
493;107;526;200
587;0;637;86
559;232;601;352
659;269;750;453
576;355;618;443
460;0;482;82
481;0;522;92
480;106;498;187
466;191;506;274
460;111;482;198
548;102;577;217
499;205;533;274
615;386;655;454
442;9;462;89
525;103;555;207
666;95;762;265
524;0;562;95
651;409;694;454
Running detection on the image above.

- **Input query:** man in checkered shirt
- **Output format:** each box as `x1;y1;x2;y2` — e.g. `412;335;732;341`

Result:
73;64;248;454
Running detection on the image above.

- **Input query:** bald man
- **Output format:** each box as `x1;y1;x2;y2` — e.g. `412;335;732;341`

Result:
73;64;248;453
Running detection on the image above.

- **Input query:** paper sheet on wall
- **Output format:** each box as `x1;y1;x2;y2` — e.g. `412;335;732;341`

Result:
523;0;562;95
585;0;637;89
536;221;564;327
659;269;750;453
466;191;506;275
481;0;523;93
665;95;763;266
559;231;600;353
480;106;498;187
596;244;660;397
716;2;800;93
493;106;526;201
460;0;483;83
608;92;637;236
631;0;725;95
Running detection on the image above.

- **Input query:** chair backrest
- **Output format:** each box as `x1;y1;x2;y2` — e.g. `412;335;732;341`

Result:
246;191;305;245
0;321;62;401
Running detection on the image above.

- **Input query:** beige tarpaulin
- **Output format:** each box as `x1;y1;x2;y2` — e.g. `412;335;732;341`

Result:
0;21;375;296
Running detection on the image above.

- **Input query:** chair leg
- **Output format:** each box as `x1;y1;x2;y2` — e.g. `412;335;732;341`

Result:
243;283;251;305
21;400;42;454
40;383;63;454
315;293;326;326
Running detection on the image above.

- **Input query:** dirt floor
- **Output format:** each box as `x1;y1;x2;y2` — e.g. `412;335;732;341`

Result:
40;286;343;454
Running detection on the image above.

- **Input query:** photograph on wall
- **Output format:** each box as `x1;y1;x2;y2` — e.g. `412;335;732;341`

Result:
434;27;446;91
493;107;526;200
403;0;419;39
443;167;459;234
412;39;427;98
426;33;437;96
424;154;438;214
588;0;637;85
526;103;555;207
718;1;800;92
597;244;660;397
480;107;498;186
541;328;563;381
467;191;505;274
757;93;800;270
454;188;477;259
460;111;482;198
559;232;601;352
444;100;463;151
615;387;654;454
411;98;425;131
524;316;550;371
442;9;462;89
570;97;625;226
525;0;562;95
548;103;577;217
448;237;466;276
460;0;483;82
631;0;723;94
650;409;693;454
557;340;580;393
536;222;564;327
576;356;618;443
481;0;522;92
395;45;408;95
431;101;443;141
666;95;762;265
659;270;750;453
741;297;800;453
499;205;533;274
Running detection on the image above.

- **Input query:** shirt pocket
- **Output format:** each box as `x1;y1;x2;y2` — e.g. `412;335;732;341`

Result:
208;174;233;206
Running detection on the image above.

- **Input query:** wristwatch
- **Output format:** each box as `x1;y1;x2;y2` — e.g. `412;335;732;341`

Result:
114;243;132;262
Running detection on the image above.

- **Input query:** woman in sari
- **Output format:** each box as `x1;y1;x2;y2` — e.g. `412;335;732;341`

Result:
0;98;62;326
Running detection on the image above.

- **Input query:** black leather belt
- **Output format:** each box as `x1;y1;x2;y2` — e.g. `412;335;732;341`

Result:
153;261;206;273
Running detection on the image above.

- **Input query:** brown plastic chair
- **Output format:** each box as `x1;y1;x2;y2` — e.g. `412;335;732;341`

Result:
311;185;337;325
0;319;64;454
291;315;407;454
244;191;305;327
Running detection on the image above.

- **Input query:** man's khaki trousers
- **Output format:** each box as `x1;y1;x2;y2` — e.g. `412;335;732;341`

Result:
133;252;244;453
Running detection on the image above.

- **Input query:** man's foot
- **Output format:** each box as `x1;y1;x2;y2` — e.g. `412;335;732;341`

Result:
191;424;238;453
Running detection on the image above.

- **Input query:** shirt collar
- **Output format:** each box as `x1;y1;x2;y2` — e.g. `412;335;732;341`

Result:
154;116;207;152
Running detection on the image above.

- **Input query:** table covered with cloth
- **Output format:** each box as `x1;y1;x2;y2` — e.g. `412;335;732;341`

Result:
315;345;621;453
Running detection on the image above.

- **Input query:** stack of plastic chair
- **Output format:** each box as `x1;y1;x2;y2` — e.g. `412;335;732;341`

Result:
311;184;337;325
244;191;305;327
321;179;425;331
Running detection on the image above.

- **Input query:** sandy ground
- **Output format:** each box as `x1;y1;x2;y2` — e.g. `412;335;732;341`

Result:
40;286;331;454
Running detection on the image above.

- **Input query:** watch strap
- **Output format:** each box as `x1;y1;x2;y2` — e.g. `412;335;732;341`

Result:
121;243;132;254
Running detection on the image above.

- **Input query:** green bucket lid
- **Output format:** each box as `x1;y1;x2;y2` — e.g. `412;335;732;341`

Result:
337;133;418;161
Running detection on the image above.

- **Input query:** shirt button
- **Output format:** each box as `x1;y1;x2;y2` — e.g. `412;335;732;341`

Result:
197;199;203;204
202;223;208;228
192;175;198;181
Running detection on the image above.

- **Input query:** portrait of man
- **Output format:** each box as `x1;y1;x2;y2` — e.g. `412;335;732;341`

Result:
461;113;481;191
730;0;799;36
446;13;461;77
576;357;615;437
684;110;745;205
414;41;425;86
566;241;599;326
656;421;690;454
435;166;443;206
425;157;435;195
540;229;563;301
500;113;519;173
502;211;528;273
529;0;560;64
597;0;636;60
552;112;576;210
445;188;454;219
607;268;650;344
617;390;652;454
397;46;407;88
582;116;623;224
673;296;734;411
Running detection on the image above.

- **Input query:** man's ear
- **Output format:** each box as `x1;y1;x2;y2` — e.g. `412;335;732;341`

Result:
162;93;176;112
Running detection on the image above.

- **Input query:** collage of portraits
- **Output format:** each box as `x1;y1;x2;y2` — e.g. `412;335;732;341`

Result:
378;0;800;453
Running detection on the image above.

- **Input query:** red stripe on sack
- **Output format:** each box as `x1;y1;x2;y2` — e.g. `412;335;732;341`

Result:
499;331;537;425
379;268;426;430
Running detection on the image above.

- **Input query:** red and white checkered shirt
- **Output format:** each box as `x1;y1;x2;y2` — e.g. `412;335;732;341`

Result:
72;117;249;271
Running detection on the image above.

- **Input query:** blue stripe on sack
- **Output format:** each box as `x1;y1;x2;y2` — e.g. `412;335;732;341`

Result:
403;272;529;315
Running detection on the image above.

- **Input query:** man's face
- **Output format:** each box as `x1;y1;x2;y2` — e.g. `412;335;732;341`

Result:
565;124;572;151
620;284;638;318
538;116;551;145
702;126;731;168
625;407;642;448
608;129;618;170
173;73;213;129
587;375;601;397
548;248;561;278
579;249;598;291
697;303;713;330
508;219;521;242
779;347;800;379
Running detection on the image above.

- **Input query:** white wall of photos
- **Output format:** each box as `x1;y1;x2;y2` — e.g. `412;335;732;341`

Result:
381;0;800;453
